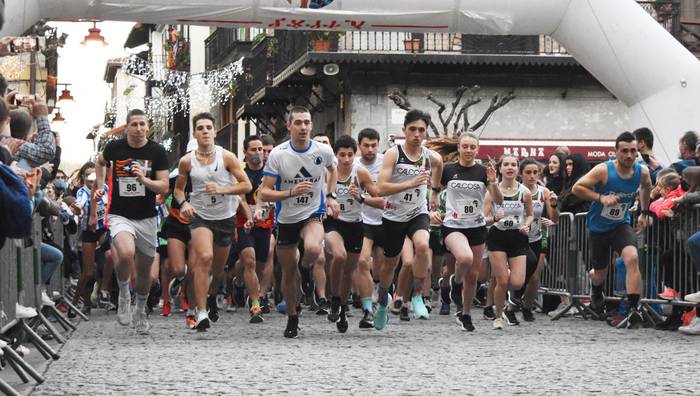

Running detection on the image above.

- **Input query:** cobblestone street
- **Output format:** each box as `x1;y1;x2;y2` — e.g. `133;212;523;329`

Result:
9;306;698;395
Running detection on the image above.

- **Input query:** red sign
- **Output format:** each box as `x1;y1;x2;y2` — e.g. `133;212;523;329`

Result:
477;139;616;162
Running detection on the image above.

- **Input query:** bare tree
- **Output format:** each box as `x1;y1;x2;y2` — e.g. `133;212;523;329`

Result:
388;89;441;137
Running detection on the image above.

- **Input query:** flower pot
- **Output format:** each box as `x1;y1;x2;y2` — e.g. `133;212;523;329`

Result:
404;38;421;53
310;39;331;52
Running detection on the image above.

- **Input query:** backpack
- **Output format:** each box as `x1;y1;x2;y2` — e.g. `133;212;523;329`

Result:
0;164;33;247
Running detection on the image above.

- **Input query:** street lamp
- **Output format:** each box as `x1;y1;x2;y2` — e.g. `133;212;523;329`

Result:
81;21;108;47
52;108;65;124
57;83;74;105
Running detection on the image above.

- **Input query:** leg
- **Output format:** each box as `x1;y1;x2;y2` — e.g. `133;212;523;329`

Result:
189;227;215;310
74;242;97;305
621;245;642;306
463;244;485;316
445;232;473;310
40;243;63;285
490;251;510;318
356;237;375;307
410;230;431;297
326;232;347;299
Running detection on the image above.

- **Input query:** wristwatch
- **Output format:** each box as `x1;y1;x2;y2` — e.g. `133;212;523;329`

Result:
326;192;337;200
359;193;367;204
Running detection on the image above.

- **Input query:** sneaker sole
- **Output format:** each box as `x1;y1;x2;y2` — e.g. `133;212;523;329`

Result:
359;322;374;329
249;316;264;324
195;318;211;331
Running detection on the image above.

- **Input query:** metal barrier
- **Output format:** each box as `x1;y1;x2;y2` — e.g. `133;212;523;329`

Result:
540;213;574;297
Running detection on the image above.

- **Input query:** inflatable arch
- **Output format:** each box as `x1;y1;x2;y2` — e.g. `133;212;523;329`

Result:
2;0;699;163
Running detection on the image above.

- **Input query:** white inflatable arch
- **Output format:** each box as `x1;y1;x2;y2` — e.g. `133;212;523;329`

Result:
3;0;699;163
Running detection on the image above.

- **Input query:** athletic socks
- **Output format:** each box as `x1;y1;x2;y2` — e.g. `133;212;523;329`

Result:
134;294;148;314
628;294;640;310
592;283;604;297
118;280;130;298
378;286;390;306
250;298;260;308
361;297;373;313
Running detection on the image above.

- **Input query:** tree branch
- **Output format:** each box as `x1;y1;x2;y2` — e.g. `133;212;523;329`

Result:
470;91;515;132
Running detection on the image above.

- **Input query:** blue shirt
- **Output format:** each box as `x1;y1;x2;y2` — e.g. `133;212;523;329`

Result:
587;160;641;233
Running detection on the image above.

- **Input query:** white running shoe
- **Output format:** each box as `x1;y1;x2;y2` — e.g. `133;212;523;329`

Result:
15;303;37;319
133;310;152;335
117;290;132;326
679;316;700;335
684;291;700;303
547;302;572;318
194;308;210;331
41;289;55;307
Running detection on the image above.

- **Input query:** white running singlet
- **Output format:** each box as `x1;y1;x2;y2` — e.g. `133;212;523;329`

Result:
355;153;384;226
264;140;335;224
528;185;546;243
189;146;239;221
336;164;362;223
493;183;528;231
383;145;432;222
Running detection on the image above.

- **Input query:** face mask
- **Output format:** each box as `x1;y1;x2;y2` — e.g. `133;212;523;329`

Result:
54;179;67;191
248;153;263;166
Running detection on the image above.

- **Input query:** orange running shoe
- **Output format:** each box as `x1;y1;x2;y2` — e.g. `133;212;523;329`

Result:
658;287;680;300
181;297;190;311
249;306;264;323
185;314;196;329
160;301;171;317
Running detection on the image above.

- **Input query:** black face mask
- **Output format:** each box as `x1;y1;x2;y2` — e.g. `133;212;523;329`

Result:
247;153;263;166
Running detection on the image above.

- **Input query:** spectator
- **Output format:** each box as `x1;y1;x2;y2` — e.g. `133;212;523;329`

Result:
633;127;663;183
12;97;56;170
671;131;699;174
650;172;685;219
555;146;570;156
545;153;567;195
558;153;590;214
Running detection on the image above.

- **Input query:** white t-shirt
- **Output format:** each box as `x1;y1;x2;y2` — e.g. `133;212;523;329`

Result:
263;140;335;224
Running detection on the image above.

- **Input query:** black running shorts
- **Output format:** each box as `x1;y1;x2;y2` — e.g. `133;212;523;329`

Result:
323;218;363;254
589;223;637;270
382;214;430;258
487;227;529;258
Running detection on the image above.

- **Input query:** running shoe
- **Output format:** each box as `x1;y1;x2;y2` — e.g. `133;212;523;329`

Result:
492;317;504;330
169;278;182;299
207;295;220;323
507;290;523;308
117;290;132;326
679;317;700;335
249;306;264;324
622;308;643;330
90;283;99;307
390;298;403;315
344;305;353;318
399;306;410;321
439;302;450;316
359;310;374;329
276;301;288;314
590;284;606;314
284;315;299;338
423;296;433;314
449;274;463;311
98;290;114;310
181;297;190;311
547;302;572;318
521;307;535;322
316;298;330;316
456;314;475;332
260;296;271;314
185;313;196;330
482;305;496;320
194;308;210;332
654;313;683;331
685;291;700;303
327;302;340;323
226;296;237;312
133;310;152;335
374;294;391;331
160;302;172;317
503;310;520;326
658;286;680;300
412;295;429;320
80;304;92;316
336;310;349;333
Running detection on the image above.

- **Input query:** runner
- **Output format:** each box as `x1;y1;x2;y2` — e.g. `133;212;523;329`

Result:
436;133;501;331
324;135;376;332
483;154;534;330
374;109;443;330
173;112;252;331
93;109;170;334
235;135;276;323
353;128;386;329
259;106;338;338
572;131;652;328
518;158;559;322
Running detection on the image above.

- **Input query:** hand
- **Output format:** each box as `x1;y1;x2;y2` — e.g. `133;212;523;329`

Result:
494;209;505;222
349;182;361;200
131;161;146;182
429;211;443;225
253;207;264;222
205;182;221;195
429;191;438;211
93;188;105;200
180;201;196;219
411;173;431;188
244;219;254;232
548;192;558;207
290;181;313;197
541;218;555;227
29;99;49;118
662;209;674;218
599;194;619;206
635;214;651;234
327;198;340;219
40;162;53;173
0;36;17;56
486;161;497;183
69;202;82;216
672;197;683;206
646;153;660;169
518;225;530;236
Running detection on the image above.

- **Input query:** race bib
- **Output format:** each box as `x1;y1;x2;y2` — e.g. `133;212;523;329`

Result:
206;194;224;208
456;199;479;218
400;190;419;204
530;218;541;235
339;198;355;213
500;215;520;230
293;192;313;207
602;203;628;221
95;206;106;221
119;176;145;197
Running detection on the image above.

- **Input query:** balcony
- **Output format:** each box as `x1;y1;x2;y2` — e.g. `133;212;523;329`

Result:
205;27;268;69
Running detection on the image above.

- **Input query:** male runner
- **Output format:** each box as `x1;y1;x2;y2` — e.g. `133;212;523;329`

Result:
572;131;652;328
235;135;276;323
174;112;251;331
374;109;443;330
259;106;338;338
94;109;169;335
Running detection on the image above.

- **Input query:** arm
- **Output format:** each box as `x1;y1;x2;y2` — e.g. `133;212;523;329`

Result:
173;157;195;219
217;151;252;195
485;161;503;205
678;191;700;206
93;153;108;198
523;190;534;228
376;148;427;197
483;191;494;225
572;164;609;203
16;115;56;168
544;187;559;224
429;151;443;210
326;162;338;197
357;167;384;209
636;167;653;232
259;175;292;202
140;169;170;195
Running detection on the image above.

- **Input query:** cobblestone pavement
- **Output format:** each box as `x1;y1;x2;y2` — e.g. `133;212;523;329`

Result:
23;306;700;395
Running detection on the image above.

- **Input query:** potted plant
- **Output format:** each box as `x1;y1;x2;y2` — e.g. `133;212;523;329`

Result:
403;35;422;53
309;31;332;52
